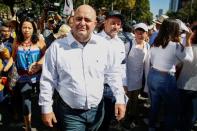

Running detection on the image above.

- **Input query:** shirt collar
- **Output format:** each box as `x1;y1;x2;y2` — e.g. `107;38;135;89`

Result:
100;30;119;40
133;38;148;49
67;32;97;48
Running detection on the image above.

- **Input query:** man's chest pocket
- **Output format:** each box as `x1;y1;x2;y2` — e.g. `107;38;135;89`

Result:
88;56;106;73
57;51;82;72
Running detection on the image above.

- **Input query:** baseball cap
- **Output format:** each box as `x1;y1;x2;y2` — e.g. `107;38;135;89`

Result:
134;23;148;32
106;10;124;22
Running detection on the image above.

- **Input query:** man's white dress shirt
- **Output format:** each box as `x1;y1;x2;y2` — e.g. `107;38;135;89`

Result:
98;31;126;85
39;32;125;113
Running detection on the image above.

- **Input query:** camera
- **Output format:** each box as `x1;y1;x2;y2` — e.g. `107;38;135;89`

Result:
43;0;59;12
16;8;35;22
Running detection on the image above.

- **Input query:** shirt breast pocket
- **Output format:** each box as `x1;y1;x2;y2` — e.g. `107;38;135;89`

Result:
57;52;79;73
91;57;105;76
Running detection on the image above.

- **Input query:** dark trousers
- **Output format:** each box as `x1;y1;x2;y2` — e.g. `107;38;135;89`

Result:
98;96;116;131
179;89;197;131
122;89;140;126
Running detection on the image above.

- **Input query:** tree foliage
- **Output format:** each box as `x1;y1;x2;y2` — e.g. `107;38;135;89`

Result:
132;0;153;24
0;0;153;23
71;0;142;22
0;0;27;16
167;0;197;23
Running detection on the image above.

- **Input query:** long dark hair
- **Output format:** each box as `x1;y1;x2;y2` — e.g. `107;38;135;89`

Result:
16;17;39;44
153;19;180;48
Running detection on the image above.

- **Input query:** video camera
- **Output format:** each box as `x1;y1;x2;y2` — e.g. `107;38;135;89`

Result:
16;8;35;22
42;0;63;33
47;16;64;34
43;0;60;12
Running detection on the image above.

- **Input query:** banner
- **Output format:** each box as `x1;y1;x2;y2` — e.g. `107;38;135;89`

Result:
63;0;74;15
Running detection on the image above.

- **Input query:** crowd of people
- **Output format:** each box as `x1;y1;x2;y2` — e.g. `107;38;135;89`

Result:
0;4;196;131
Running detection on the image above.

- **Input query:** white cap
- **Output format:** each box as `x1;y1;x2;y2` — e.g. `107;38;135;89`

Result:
176;19;189;33
134;23;148;32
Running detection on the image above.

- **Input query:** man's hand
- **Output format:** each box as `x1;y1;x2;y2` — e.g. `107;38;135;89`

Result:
42;112;57;127
115;104;126;121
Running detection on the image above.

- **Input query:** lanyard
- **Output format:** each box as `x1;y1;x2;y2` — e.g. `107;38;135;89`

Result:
23;45;31;70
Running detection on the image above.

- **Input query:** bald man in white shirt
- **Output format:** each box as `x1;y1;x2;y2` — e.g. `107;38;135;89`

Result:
39;5;126;131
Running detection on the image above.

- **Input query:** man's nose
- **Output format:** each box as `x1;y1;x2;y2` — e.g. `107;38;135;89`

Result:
80;19;86;25
112;25;118;30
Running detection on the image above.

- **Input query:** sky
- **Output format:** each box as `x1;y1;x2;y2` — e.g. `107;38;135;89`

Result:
149;0;170;18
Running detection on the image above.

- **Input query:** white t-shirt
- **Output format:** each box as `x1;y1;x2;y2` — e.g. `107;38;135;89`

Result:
150;41;193;73
177;45;197;91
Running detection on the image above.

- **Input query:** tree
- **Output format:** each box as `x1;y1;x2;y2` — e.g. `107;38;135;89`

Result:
132;0;153;24
167;0;197;23
0;0;153;23
0;0;28;16
74;0;136;21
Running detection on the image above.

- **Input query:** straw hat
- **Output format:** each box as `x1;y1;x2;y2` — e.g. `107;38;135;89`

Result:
54;24;71;38
153;15;169;24
176;19;189;33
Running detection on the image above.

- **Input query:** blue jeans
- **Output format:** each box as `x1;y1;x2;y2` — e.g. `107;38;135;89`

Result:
147;68;179;131
56;96;104;131
17;82;39;116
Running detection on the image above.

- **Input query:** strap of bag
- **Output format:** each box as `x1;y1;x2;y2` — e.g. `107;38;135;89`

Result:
121;32;133;64
122;32;133;57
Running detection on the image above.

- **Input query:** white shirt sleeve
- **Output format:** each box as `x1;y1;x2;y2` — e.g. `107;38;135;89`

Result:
121;44;127;87
39;43;58;113
104;44;126;104
144;48;151;93
175;44;193;63
184;47;193;62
